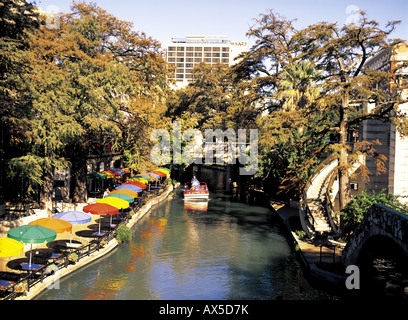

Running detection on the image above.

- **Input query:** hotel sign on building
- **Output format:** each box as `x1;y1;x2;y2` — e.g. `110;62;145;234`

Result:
166;35;248;89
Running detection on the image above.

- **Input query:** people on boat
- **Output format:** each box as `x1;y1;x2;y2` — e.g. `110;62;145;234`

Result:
191;175;199;190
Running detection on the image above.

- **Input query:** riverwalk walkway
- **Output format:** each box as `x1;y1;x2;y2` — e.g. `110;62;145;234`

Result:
269;200;346;288
0;182;177;300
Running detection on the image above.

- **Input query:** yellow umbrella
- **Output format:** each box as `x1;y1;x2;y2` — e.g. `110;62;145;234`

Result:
129;177;149;184
155;169;170;175
97;197;130;210
0;237;24;257
29;218;72;233
101;171;115;179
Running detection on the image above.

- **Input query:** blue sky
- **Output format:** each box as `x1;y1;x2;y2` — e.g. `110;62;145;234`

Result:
36;0;408;47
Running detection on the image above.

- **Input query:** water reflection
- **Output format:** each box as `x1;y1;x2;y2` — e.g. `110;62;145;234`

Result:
184;200;209;212
36;167;328;300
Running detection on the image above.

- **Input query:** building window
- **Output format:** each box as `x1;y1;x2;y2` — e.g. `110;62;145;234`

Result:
204;58;211;63
221;58;229;64
212;53;220;57
186;58;194;62
194;58;202;62
177;47;185;51
168;47;176;51
212;47;220;52
222;53;229;57
204;47;211;52
186;47;194;51
176;58;184;62
204;52;212;57
186;52;193;57
176;74;184;79
222;47;229;52
194;52;202;57
212;58;220;63
195;47;202;51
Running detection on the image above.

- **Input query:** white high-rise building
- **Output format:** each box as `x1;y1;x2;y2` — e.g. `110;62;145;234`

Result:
166;35;248;89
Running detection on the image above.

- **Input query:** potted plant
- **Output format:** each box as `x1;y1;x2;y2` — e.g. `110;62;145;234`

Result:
68;252;78;264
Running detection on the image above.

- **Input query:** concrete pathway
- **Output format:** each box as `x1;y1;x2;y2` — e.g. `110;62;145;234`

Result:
270;201;344;270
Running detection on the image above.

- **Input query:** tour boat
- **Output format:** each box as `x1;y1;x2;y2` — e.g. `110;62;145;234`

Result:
183;182;210;200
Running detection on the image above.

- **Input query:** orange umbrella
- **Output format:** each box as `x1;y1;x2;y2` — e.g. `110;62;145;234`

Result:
29;218;72;233
150;171;166;178
109;189;139;198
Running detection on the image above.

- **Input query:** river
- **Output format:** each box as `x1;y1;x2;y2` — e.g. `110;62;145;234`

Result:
35;167;329;300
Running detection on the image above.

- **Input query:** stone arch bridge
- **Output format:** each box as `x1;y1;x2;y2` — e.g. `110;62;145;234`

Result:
342;203;408;267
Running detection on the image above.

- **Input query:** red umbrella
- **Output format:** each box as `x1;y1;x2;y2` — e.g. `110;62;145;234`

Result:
83;203;119;235
123;181;147;189
150;171;166;178
104;170;121;177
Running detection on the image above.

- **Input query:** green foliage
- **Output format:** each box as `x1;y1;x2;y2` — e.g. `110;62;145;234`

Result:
341;189;408;237
1;1;172;203
295;230;307;239
116;224;133;244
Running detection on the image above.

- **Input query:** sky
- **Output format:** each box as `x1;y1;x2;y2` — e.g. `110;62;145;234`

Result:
35;0;408;47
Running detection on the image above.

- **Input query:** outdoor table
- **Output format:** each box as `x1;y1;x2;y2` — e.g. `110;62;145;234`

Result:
20;263;44;272
49;253;62;259
92;232;105;237
0;280;14;290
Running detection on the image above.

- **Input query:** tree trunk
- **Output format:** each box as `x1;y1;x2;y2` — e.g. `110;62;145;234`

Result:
70;143;88;203
338;89;350;211
39;164;53;217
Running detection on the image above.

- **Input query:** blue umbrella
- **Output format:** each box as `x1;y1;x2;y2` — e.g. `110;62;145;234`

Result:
115;184;143;193
53;211;92;243
53;211;92;225
145;172;160;179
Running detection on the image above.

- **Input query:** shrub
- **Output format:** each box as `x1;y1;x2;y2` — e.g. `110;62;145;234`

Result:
340;189;408;237
116;224;133;244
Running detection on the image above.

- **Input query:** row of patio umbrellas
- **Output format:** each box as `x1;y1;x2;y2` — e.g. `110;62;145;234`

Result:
0;167;171;267
86;168;131;180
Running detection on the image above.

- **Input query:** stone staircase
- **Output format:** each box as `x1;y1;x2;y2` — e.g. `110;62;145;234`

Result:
301;158;338;236
300;154;364;237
